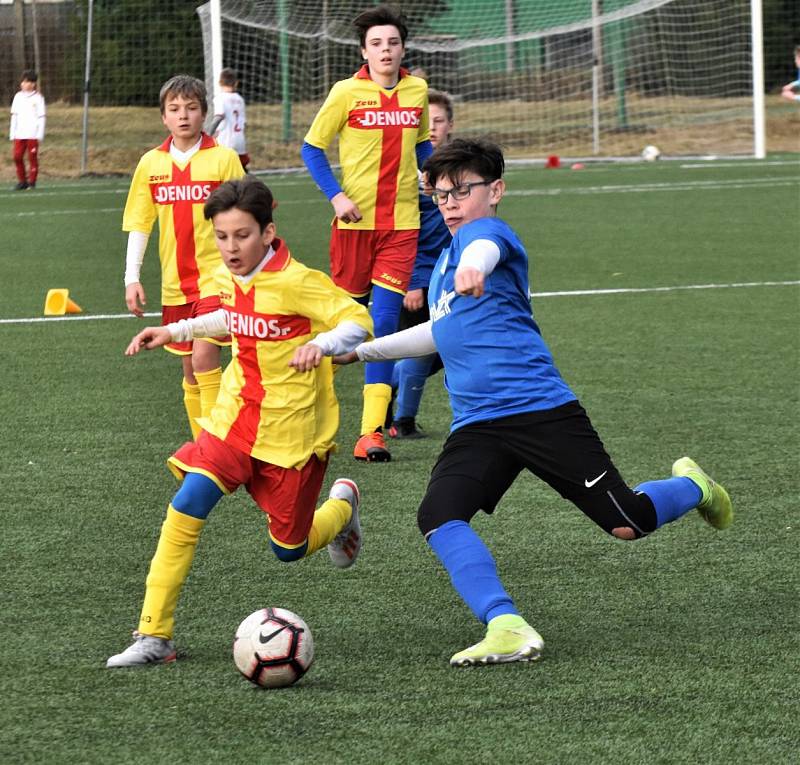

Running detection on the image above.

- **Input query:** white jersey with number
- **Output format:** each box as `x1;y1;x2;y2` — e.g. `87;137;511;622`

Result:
214;91;246;154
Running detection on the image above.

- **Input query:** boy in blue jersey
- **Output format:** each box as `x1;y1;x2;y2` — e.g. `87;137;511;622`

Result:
780;46;800;102
335;138;733;667
389;90;453;439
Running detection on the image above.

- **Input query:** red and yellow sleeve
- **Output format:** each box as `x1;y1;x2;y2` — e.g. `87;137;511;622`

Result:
221;146;246;181
122;154;157;234
304;81;348;150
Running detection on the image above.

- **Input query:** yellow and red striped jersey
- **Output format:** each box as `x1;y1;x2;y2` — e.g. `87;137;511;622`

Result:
203;239;373;469
304;66;429;231
122;133;244;306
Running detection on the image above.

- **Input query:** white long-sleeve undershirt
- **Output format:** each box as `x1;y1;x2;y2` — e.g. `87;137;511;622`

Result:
457;238;501;275
355;321;436;362
166;309;368;355
124;231;149;286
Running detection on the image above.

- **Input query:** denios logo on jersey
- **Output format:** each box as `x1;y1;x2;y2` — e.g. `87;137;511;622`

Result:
349;91;422;130
223;305;311;341
150;179;220;204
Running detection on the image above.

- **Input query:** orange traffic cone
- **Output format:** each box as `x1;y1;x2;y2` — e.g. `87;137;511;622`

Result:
44;289;82;316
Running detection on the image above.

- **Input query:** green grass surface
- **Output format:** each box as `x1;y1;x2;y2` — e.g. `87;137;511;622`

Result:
1;158;799;764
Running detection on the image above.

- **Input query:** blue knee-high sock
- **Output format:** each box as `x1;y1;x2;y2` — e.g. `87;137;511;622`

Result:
636;477;702;528
396;354;437;419
427;520;518;624
365;284;404;385
171;472;224;519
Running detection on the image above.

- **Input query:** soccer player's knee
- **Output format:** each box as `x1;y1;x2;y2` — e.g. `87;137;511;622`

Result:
611;526;638;541
270;539;307;562
172;473;223;519
417;484;479;537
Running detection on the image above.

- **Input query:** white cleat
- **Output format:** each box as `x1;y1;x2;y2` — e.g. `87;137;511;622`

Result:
327;478;361;568
106;631;177;668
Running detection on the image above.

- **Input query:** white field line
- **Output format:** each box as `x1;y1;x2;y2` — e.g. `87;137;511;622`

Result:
680;160;800;169
3;175;797;218
3;206;123;218
506;177;799;197
2;280;797;326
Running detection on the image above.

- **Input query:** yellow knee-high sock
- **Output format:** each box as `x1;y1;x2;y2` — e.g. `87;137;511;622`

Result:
138;505;205;639
360;382;392;435
195;366;222;423
182;378;201;440
305;498;351;556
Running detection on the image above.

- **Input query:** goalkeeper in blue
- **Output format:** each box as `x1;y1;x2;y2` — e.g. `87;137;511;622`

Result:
334;137;733;667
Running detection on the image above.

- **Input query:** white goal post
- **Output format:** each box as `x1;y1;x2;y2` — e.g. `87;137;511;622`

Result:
197;0;766;168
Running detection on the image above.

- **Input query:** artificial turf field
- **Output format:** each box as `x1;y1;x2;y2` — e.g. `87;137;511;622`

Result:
1;157;798;764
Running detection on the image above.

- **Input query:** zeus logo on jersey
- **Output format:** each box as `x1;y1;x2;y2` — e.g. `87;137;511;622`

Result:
349;107;422;129
150;182;219;204
430;288;455;322
223;308;311;341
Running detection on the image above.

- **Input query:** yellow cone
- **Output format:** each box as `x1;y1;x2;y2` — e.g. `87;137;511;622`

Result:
44;289;82;316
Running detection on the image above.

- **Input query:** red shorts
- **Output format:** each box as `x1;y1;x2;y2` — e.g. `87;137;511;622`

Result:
168;430;329;547
162;295;231;355
238;153;250;170
329;227;418;297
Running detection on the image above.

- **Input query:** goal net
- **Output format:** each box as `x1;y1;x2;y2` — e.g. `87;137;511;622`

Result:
197;0;760;169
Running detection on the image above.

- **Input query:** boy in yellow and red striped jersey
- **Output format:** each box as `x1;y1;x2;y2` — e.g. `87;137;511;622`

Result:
302;4;433;463
107;178;373;667
123;74;245;439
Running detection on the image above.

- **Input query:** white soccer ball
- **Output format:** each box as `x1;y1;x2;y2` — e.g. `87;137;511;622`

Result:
233;607;314;688
641;144;661;162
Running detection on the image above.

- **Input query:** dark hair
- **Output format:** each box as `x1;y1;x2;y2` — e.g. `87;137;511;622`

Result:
423;138;504;187
219;68;239;88
204;177;274;231
353;4;408;48
21;69;38;83
159;74;208;115
428;89;454;122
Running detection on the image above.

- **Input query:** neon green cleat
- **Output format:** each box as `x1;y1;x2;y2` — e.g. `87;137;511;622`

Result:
450;615;544;667
672;457;733;530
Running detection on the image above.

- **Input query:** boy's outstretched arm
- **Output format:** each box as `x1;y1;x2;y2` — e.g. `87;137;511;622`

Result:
333;321;435;366
126;327;172;355
290;320;371;372
126;310;228;356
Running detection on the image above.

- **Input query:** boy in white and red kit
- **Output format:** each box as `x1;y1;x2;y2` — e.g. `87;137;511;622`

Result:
9;69;46;190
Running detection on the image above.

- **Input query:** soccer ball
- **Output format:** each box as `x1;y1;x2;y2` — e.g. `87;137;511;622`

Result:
641;144;661;162
233;607;314;688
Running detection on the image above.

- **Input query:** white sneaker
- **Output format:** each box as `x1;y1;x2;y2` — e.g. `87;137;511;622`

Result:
106;631;177;668
327;478;361;568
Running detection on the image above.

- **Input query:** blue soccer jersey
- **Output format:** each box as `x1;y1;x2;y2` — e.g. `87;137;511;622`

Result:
410;191;452;291
427;217;576;431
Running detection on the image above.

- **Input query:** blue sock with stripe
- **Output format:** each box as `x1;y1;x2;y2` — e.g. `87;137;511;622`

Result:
427;520;518;624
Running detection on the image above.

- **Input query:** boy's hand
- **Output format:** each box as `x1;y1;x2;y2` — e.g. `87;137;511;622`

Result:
332;351;359;366
289;343;323;372
403;288;425;311
331;192;362;224
125;283;147;317
125;327;172;356
455;267;485;298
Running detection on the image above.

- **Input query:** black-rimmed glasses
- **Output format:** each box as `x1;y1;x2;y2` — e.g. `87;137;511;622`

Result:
430;180;494;205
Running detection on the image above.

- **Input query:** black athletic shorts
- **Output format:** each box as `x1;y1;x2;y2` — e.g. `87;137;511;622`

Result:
416;400;656;538
398;287;430;330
